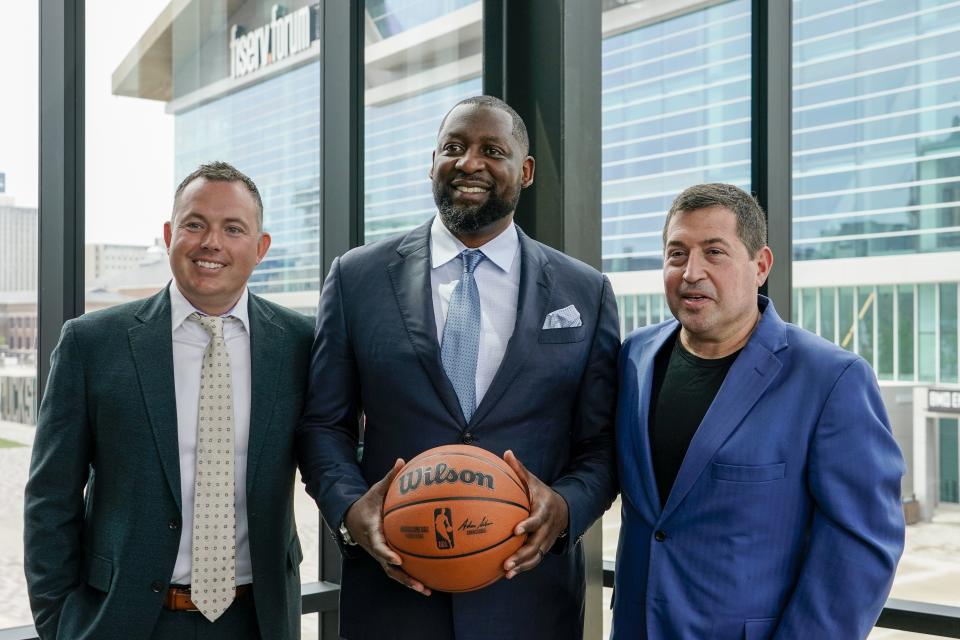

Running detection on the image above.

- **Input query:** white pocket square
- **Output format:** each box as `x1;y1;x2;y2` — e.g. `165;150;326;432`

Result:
542;305;582;329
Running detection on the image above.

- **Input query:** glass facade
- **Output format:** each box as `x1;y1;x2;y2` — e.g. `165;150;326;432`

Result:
6;0;960;635
793;282;960;384
0;2;38;630
364;77;481;243
176;62;321;296
362;0;482;244
793;0;960;261
601;0;752;272
367;0;477;37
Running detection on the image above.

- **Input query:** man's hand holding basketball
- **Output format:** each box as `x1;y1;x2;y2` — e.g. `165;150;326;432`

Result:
342;458;432;595
502;450;570;579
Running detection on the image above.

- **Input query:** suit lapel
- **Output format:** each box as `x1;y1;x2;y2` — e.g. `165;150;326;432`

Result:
660;299;787;521
469;229;551;429
387;221;467;428
625;323;677;515
128;289;182;509
246;294;283;495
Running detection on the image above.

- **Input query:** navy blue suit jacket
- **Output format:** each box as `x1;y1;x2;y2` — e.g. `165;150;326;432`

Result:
613;296;905;639
297;219;619;640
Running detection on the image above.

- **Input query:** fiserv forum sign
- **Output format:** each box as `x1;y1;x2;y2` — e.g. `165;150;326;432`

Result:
230;4;318;79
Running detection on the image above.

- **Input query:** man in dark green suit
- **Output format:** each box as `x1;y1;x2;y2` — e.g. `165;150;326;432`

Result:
24;162;313;639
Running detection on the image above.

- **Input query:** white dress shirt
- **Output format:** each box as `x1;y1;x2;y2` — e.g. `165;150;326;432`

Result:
169;282;253;585
430;215;521;407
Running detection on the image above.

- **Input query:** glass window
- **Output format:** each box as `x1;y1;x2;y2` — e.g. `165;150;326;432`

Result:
940;418;959;504
637;294;649;330
88;0;320;314
838;286;855;351
794;1;960;613
0;2;38;628
898;286;915;381
876;285;894;380
601;0;752;274
624;295;637;334
857;286;875;366
802;288;817;332
918;283;936;383
87;1;322;633
940;282;958;384
819;287;836;344
363;0;482;244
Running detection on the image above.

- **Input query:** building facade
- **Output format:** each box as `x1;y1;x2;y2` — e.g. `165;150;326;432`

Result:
115;0;960;513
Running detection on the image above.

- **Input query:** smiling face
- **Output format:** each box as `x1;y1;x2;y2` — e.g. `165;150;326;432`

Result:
164;178;271;316
430;104;534;243
663;205;773;357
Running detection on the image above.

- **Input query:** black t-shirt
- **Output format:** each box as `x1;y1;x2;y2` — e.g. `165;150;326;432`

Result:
648;332;741;508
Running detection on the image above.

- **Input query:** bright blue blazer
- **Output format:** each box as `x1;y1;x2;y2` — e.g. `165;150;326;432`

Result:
613;296;905;640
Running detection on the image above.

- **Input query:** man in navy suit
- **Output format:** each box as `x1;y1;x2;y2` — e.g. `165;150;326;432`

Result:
297;96;619;639
612;183;905;639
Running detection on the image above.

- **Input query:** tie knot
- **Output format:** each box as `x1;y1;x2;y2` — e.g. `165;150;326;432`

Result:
460;249;485;274
192;312;225;339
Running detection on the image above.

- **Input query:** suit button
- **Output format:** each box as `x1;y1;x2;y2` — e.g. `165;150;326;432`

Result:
151;580;164;593
461;432;475;444
168;518;180;530
654;530;667;542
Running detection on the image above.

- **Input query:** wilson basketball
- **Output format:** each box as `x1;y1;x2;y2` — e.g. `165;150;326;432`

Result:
382;444;531;592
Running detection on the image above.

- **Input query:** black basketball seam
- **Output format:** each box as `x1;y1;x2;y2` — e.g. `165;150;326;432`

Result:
383;495;531;518
400;449;528;495
390;530;524;560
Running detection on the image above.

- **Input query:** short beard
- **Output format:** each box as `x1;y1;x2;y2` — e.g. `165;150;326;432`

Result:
433;181;520;236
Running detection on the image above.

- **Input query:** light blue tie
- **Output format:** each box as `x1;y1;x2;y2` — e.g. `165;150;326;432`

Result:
441;249;485;422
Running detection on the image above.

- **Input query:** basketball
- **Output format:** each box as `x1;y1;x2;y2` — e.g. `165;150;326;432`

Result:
382;444;531;592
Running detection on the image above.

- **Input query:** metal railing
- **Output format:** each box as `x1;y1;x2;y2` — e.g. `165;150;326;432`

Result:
3;573;958;639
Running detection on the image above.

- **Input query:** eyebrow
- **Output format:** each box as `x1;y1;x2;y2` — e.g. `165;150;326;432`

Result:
442;132;512;148
181;213;251;227
666;237;733;248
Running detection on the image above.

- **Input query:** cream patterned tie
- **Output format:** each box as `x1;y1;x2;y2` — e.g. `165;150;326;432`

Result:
190;313;236;622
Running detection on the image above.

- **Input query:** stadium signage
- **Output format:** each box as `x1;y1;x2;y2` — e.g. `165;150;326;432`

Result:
230;4;316;79
928;388;960;414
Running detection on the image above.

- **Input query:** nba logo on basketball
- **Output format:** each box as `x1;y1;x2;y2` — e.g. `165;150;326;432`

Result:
434;508;454;549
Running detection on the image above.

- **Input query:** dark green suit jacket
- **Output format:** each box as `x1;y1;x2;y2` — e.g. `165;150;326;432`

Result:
24;287;313;639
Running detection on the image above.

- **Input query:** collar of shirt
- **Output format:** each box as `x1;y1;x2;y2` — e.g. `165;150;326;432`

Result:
429;214;520;274
168;280;250;335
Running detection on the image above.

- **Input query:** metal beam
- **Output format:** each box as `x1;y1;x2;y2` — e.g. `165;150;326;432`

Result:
752;0;792;318
484;2;605;637
485;0;603;268
320;0;364;280
38;0;84;398
318;1;364;637
603;564;960;638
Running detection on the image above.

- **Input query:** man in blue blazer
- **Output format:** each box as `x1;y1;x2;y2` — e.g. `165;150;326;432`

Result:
613;183;905;639
297;96;619;639
24;162;313;639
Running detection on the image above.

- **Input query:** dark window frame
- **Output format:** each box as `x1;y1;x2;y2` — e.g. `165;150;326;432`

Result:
21;0;960;638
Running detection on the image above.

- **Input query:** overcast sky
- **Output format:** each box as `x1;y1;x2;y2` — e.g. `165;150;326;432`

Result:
0;1;174;246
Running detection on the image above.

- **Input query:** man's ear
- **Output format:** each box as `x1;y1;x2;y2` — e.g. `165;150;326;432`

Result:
521;156;535;188
755;245;774;287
